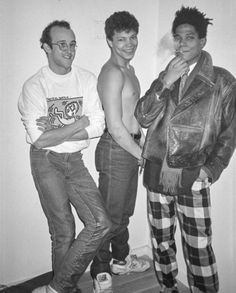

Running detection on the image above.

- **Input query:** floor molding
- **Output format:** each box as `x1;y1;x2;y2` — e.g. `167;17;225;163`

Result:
2;244;189;291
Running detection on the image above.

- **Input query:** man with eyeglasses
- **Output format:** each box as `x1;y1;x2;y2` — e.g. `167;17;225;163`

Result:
18;20;111;293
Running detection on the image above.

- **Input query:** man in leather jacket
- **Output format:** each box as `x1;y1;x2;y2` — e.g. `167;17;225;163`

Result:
135;6;236;293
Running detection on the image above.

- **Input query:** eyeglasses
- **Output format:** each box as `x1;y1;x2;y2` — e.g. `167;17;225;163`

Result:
51;41;77;52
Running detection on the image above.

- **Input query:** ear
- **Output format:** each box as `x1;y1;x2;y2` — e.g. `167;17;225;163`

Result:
43;43;52;54
106;38;113;48
200;38;206;49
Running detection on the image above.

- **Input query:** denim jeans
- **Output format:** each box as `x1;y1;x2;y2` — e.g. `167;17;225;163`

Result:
30;146;111;293
90;132;139;277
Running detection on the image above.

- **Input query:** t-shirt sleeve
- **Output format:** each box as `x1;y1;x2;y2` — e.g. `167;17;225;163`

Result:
18;80;47;144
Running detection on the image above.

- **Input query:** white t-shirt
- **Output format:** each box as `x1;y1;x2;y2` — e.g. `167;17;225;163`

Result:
18;65;105;153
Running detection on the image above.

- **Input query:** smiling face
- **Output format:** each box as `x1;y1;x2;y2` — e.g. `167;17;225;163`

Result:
44;26;76;75
107;30;138;64
173;23;206;65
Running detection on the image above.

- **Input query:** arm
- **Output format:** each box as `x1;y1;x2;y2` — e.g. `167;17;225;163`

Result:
134;77;167;128
35;84;105;147
82;74;105;139
135;56;189;128
99;67;142;160
18;80;89;149
203;84;236;183
36;115;90;141
34;116;89;149
139;128;146;148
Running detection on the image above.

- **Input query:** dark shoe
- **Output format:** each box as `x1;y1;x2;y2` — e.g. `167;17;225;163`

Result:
160;286;179;293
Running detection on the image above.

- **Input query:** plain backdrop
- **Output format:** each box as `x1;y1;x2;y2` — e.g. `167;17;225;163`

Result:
1;0;235;292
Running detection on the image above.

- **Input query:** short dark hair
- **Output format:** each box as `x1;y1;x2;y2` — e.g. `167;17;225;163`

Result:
172;6;213;38
40;20;71;49
105;11;139;41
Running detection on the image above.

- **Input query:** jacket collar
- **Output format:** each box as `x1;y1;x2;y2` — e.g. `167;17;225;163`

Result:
188;50;214;86
172;51;215;115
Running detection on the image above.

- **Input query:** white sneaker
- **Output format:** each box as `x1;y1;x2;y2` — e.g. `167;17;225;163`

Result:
93;272;113;293
111;254;151;275
32;285;57;293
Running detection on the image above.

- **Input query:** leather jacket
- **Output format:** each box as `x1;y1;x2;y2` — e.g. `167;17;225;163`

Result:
135;51;236;188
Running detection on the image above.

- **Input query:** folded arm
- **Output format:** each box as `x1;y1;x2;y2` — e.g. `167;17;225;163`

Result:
34;115;89;149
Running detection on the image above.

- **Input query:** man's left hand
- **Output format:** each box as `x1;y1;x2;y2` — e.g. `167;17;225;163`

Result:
198;168;209;181
36;116;52;132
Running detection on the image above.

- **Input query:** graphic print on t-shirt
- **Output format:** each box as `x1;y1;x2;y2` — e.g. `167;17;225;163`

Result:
47;96;83;128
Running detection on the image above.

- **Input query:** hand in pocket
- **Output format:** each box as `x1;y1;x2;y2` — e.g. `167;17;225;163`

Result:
192;169;211;191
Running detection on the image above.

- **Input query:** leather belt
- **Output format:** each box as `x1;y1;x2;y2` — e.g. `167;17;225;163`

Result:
104;128;141;140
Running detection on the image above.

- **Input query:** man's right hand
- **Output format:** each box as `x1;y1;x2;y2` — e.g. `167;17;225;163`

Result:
36;115;90;133
162;56;189;88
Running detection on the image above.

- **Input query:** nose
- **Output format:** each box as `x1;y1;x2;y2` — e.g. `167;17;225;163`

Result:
176;39;187;53
174;41;181;52
125;38;131;46
66;46;73;53
179;38;187;47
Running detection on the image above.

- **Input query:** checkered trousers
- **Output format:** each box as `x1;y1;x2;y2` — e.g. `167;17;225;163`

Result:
147;183;219;292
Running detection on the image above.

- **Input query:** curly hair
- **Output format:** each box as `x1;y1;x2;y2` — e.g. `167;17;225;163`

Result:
105;11;139;41
172;6;213;38
40;20;71;49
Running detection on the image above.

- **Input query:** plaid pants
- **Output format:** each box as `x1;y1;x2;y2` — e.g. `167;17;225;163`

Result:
147;182;219;292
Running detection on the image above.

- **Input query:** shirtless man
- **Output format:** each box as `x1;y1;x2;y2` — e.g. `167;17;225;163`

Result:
90;11;150;293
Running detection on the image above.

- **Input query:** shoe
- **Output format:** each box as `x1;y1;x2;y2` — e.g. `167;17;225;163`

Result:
93;272;113;293
32;285;57;293
160;286;179;293
111;254;150;275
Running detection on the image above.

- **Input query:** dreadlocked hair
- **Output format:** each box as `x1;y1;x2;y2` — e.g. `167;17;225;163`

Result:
172;6;213;38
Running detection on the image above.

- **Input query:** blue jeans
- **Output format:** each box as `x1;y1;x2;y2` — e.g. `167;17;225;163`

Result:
90;132;139;278
30;146;111;293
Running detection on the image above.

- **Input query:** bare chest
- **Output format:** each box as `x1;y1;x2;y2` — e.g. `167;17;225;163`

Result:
122;70;140;105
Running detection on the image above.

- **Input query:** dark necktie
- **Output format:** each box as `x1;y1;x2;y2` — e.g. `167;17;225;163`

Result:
178;73;188;101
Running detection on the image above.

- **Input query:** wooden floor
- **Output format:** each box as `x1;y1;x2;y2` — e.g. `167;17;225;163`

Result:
79;265;190;293
2;265;190;293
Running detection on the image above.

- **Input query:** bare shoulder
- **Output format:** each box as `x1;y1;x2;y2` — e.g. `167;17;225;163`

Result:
98;61;124;85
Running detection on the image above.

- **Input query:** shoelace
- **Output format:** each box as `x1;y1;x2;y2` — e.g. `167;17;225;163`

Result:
98;275;108;282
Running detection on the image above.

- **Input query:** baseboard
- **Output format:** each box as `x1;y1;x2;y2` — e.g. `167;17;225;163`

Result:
130;244;153;259
4;244;188;289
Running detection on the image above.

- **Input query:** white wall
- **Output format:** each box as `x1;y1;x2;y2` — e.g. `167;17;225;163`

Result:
1;1;236;292
0;0;158;286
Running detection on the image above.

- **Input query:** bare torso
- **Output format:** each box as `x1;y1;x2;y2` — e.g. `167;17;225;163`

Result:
98;60;140;134
119;65;140;133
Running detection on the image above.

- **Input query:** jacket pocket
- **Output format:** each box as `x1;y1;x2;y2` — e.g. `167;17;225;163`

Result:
167;124;205;168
